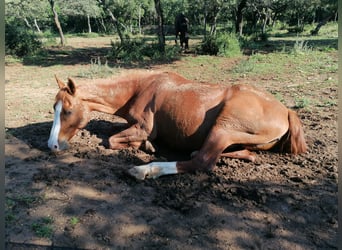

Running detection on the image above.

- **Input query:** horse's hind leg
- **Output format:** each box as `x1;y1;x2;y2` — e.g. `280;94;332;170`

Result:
128;126;233;179
220;149;256;162
191;149;256;162
128;125;278;179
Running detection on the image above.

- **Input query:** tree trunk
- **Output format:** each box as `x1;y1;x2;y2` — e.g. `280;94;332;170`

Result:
23;18;31;29
99;17;107;33
48;0;65;46
262;9;270;34
311;14;334;35
204;13;207;37
107;8;124;44
271;12;278;27
138;4;142;35
34;19;41;33
203;1;207;37
87;15;92;33
153;0;165;53
209;11;219;36
209;17;217;36
235;0;247;36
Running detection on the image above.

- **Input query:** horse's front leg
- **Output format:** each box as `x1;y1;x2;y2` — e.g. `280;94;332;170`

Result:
108;124;156;153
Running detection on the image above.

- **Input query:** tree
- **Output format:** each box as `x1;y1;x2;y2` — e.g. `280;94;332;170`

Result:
59;0;102;33
161;0;188;25
154;0;165;52
5;0;50;33
310;0;338;35
48;0;66;46
234;0;247;35
97;0;129;44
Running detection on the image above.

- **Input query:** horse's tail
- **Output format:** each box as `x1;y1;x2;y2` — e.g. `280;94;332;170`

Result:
277;109;307;154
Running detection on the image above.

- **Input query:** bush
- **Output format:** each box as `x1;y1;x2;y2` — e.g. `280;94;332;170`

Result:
109;38;146;61
5;22;42;57
200;35;219;55
200;32;241;57
216;32;242;57
108;38;179;63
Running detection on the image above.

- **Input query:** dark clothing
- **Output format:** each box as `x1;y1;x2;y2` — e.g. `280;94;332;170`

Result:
175;13;189;50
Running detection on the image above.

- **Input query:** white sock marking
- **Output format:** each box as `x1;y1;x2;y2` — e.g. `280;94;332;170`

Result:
48;100;62;151
148;162;178;176
129;162;178;180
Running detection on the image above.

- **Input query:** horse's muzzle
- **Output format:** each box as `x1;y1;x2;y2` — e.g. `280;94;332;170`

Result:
48;140;69;152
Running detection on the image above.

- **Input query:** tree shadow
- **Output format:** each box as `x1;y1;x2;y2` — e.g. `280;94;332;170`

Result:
22;45;182;69
22;46;113;67
243;37;337;55
6;122;52;152
5;119;129;153
5;119;190;163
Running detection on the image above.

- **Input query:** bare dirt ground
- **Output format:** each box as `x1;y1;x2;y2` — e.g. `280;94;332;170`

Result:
5;37;337;249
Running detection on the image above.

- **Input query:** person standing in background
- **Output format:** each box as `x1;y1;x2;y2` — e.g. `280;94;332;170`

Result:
175;13;189;51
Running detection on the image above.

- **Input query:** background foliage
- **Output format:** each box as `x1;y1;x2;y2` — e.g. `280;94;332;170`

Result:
5;0;337;57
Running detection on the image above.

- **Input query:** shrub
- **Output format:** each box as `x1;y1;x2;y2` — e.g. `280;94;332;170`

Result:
258;32;269;42
200;32;241;57
5;22;42;57
200;35;219;55
108;38;179;63
291;39;312;54
216;32;242;57
109;38;146;61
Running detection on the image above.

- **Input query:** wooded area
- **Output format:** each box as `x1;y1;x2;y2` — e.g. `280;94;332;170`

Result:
5;0;338;55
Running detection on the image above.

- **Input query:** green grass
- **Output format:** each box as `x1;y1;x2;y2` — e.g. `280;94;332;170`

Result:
231;50;337;79
183;55;223;67
5;55;22;64
179;55;231;82
32;217;54;238
312;22;338;37
5;198;16;224
69;216;80;226
294;97;311;109
14;195;40;206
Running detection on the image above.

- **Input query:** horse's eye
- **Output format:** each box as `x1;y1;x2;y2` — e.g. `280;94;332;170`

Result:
64;110;72;116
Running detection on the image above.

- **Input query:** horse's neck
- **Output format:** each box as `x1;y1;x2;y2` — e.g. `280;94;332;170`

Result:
78;78;140;114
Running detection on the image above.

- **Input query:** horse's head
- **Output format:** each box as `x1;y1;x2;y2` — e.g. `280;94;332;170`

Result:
48;76;89;151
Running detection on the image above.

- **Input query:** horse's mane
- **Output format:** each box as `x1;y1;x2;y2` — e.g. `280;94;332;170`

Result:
114;69;164;82
76;69;167;87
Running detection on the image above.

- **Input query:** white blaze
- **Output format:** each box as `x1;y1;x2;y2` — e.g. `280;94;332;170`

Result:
48;100;62;151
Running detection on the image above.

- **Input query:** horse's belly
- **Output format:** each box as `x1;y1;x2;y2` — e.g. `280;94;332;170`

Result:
155;111;216;151
157;127;208;151
154;84;227;151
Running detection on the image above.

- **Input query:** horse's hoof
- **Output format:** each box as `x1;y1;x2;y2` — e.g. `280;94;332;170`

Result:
142;140;156;153
128;166;149;180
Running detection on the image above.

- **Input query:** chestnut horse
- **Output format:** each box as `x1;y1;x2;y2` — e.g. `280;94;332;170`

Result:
48;71;307;180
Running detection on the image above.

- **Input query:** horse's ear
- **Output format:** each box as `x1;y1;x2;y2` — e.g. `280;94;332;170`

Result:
55;75;66;89
67;78;77;96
